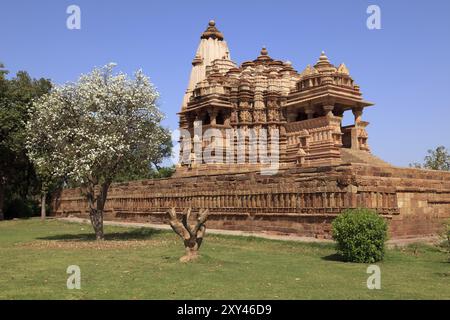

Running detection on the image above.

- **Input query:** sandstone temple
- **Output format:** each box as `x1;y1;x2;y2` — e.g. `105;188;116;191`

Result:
53;21;450;239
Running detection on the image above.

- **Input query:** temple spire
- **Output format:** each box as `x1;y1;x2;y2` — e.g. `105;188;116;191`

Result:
181;20;231;110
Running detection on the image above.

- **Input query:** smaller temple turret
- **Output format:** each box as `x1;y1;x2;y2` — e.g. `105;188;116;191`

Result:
284;51;374;165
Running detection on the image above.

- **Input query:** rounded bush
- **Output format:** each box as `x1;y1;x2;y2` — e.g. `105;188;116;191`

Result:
332;208;388;263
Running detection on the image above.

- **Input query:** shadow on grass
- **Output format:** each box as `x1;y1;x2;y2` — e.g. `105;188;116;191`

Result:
321;253;345;262
37;227;164;242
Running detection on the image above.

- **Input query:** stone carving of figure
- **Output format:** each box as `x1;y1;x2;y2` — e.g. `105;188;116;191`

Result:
240;110;252;123
268;108;279;121
231;110;238;123
253;110;266;123
188;152;197;169
296;148;307;166
239;101;249;109
267;99;278;109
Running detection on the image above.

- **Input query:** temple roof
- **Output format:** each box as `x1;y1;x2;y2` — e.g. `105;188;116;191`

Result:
286;51;373;110
181;21;374;115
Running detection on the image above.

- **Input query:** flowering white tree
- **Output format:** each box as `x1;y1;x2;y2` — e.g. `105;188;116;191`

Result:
26;64;172;240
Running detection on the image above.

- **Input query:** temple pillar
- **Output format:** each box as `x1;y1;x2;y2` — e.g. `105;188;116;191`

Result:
305;105;315;119
208;109;218;125
224;112;231;126
286;110;297;122
334;109;344;118
323;105;334;117
352;106;363;124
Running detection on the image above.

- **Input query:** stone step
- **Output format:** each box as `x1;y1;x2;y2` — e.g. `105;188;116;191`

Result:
341;148;391;167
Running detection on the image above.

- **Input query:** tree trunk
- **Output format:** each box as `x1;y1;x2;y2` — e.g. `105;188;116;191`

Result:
0;183;4;221
85;181;110;241
89;208;104;240
181;240;200;262
40;192;46;220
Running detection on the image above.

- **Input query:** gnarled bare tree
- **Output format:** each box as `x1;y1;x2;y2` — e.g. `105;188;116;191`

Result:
167;207;209;262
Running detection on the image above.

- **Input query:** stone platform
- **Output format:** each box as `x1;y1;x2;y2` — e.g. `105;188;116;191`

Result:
52;163;450;240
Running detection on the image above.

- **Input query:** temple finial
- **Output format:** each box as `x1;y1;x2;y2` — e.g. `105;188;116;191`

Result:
319;51;329;61
260;46;268;56
201;20;224;40
315;50;334;71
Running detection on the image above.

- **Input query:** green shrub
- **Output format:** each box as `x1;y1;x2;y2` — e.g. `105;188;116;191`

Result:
332;208;388;263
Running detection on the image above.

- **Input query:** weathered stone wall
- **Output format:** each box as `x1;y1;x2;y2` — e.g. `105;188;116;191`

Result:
52;164;450;239
350;165;450;238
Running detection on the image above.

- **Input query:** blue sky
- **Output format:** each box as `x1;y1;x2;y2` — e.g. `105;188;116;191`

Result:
1;0;449;166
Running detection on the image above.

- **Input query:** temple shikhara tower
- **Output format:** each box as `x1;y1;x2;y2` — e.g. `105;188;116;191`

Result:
53;21;450;240
177;21;388;174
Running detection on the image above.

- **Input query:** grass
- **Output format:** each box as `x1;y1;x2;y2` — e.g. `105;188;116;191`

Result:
0;218;449;299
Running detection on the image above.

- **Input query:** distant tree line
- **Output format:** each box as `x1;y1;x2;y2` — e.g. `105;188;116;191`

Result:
410;146;450;171
0;63;52;219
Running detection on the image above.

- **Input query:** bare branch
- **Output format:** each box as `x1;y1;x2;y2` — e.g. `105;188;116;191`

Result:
182;207;195;236
167;207;190;240
192;209;209;235
197;225;206;239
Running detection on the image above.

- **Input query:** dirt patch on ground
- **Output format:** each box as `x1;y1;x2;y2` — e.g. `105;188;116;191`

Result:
17;239;173;250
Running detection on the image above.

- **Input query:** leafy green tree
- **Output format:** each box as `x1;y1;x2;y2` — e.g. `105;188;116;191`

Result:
27;64;172;239
36;165;64;220
410;146;450;171
150;165;175;179
0;63;52;219
0;63;7;80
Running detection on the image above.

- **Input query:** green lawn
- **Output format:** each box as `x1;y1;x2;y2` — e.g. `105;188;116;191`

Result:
0;218;448;299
